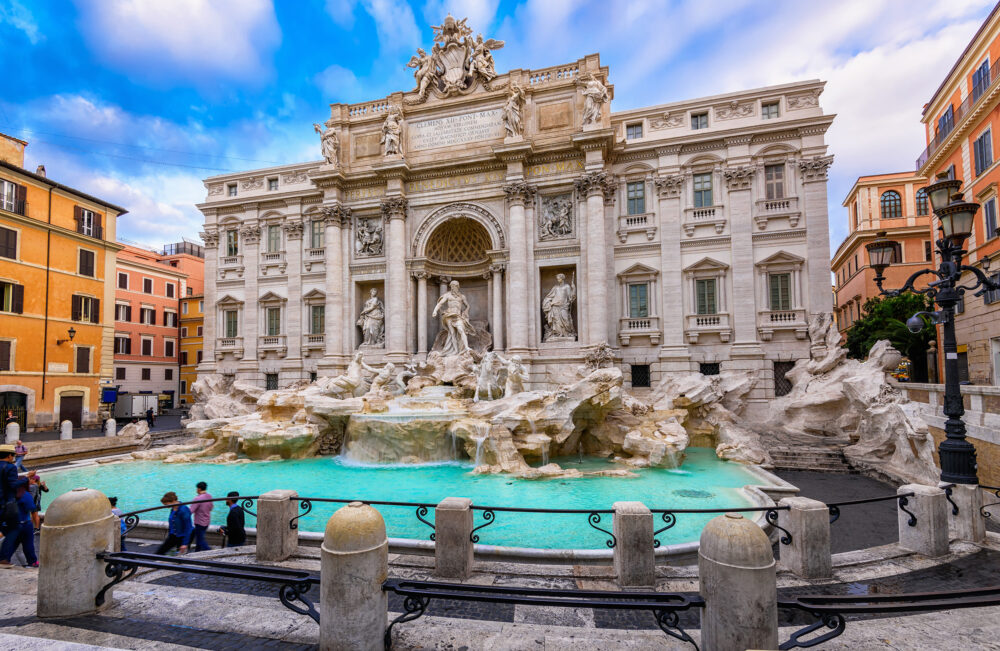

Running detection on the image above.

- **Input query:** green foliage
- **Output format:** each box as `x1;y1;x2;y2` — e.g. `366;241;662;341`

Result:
844;294;935;381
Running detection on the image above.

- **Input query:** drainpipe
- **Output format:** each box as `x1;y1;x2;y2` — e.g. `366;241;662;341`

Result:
41;185;53;409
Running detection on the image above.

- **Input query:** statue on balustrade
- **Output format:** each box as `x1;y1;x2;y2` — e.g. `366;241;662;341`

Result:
431;280;474;356
358;288;385;347
501;84;524;138
381;106;403;156
313;119;340;167
580;74;609;125
542;273;577;341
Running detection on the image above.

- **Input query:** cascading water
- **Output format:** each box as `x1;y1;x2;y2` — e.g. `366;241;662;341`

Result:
472;421;490;466
541;440;549;466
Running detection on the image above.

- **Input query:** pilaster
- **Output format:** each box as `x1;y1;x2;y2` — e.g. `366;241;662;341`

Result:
381;196;409;361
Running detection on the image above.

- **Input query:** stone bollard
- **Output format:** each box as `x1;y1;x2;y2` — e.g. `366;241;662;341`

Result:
699;513;778;651
321;502;388;651
104;418;117;437
38;487;116;617
777;497;831;579
4;421;18;444
897;484;948;557
60;420;73;440
256;489;299;562
942;483;986;543
613;501;654;587
434;497;473;579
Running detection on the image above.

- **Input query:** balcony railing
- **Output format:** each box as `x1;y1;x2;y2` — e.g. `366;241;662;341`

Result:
686;205;721;220
617;316;661;346
259;335;286;348
303;333;325;357
220;255;243;267
616;212;656;242
306;247;325;258
218;336;243;348
753;197;801;229
757;309;808;341
261;251;285;263
0;198;26;216
682;205;726;236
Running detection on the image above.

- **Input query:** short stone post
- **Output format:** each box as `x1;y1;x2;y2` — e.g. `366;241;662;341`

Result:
699;513;778;651
942;483;986;543
104;418;117;437
777;497;831;579
613;501;654;587
897;484;948;557
434;497;473;579
321;502;388;651
4;420;18;444
256;489;299;562
60;420;73;440
37;487;116;617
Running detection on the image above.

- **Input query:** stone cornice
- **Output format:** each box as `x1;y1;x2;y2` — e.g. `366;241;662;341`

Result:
613;242;660;257
492;141;534;163
751;228;806;243
533;244;580;259
679;235;731;249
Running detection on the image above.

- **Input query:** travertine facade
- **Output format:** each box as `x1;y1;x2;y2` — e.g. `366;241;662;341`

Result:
196;16;835;413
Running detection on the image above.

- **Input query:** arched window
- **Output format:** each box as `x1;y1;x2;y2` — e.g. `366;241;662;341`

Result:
915;188;929;216
880;191;902;219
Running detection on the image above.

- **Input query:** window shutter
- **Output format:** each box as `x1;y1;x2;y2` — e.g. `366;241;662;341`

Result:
91;298;100;323
126;305;132;322
74;206;83;233
94;213;103;240
0;341;10;370
0;227;15;258
71;295;81;321
14;184;26;215
11;284;23;314
77;347;89;374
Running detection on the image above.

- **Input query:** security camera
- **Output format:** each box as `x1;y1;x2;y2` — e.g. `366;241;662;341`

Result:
906;315;926;333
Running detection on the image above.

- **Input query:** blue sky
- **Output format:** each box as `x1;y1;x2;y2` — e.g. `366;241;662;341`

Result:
0;0;995;252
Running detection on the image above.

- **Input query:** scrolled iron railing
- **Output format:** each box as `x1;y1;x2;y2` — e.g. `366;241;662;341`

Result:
119;495;259;538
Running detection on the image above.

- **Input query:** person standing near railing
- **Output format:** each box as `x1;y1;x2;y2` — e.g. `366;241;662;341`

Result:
220;491;246;548
0;478;37;567
155;492;192;555
12;440;27;473
189;481;213;552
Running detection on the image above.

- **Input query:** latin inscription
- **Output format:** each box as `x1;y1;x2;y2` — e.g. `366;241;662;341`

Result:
345;186;386;201
406;171;504;194
408;108;505;152
525;159;584;177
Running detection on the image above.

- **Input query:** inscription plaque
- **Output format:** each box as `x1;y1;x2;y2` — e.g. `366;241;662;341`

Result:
408;108;504;152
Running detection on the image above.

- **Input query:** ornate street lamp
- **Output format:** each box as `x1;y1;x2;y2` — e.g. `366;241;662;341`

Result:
869;174;1000;484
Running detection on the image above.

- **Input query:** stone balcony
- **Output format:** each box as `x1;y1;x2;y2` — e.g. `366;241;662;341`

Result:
682;205;726;236
757;308;808;341
215;336;244;360
753;196;801;230
616;212;656;242
685;313;732;343
303;333;325;357
260;251;287;276
617;316;661;346
218;254;244;280
258;334;288;359
304;248;326;272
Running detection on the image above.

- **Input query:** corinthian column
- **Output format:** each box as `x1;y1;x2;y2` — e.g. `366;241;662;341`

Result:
381;196;408;360
574;171;616;345
413;271;429;355
322;204;349;363
198;228;219;373
503;182;535;352
490;263;505;351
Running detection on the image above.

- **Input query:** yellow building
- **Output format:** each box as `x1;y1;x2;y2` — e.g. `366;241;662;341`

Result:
0;133;127;429
179;293;204;405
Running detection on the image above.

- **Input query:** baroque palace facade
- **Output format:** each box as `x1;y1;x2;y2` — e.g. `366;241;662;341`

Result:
197;16;835;409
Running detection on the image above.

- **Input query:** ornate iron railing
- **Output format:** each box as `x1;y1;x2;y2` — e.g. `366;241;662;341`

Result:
468;505;617;547
979;484;1000;518
650;506;792;548
827;491;916;525
119;496;259;538
290;498;437;540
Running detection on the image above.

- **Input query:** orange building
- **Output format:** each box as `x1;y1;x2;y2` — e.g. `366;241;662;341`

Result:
916;4;1000;384
0;133;126;429
159;241;205;406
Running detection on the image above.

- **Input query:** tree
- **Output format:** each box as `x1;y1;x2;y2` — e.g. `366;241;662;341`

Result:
844;294;936;382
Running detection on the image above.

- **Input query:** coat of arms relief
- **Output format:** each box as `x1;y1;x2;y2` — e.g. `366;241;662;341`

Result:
406;14;506;104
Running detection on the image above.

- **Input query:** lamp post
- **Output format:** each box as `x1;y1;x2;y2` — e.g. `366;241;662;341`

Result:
867;174;999;484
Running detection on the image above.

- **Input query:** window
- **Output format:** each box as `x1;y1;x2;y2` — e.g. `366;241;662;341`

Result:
0;341;10;371
182;302;188;314
769;273;792;311
78;209;96;236
311;305;325;335
764;164;784;200
165;283;175;298
197;326;202;336
987;272;1000;305
0;282;24;314
310;371;318;383
311;219;324;249
630;364;651;388
164;340;175;358
945;164;956;180
196;350;203;363
265;373;279;390
181;326;188;337
115;303;131;321
774;361;795;397
0;226;16;259
141;338;153;356
0;179;24;214
975;129;993;176
78;250;95;277
925;240;933;262
699;363;720;376
227;184;237;197
268;177;278;191
880;191;902;219
626;181;645;215
267;225;281;253
115;367;125;380
76;346;90;374
626;123;643;140
691;112;708;129
937;105;954;136
224;310;239;337
986;198;998;239
71;295;99;323
693;173;713;207
916;188;929;216
266;307;281;336
226;230;239;256
181;351;188;365
198;300;204;312
973;59;991;101
696;278;717;315
141;368;151;381
187;287;192;296
165;368;173;381
114;335;131;355
181;380;187;394
117;272;128;289
628;284;649;318
142;278;153;294
140;307;155;325
762;101;779;119
164;311;177;327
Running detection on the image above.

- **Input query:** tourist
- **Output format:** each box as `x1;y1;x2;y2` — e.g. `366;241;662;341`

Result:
0;478;37;567
220;491;246;547
13;440;27;473
25;470;47;530
0;445;19;538
155;491;192;555
109;496;127;551
189;481;213;552
3;410;15;427
145;408;155;429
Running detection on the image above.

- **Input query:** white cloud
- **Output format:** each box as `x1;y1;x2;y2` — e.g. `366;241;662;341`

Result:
326;0;357;29
72;0;281;84
0;0;40;43
314;64;366;104
422;0;500;32
362;0;422;54
90;173;207;246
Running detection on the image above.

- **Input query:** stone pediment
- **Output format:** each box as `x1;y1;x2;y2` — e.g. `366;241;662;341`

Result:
617;262;659;279
757;250;805;266
684;257;729;273
302;289;326;301
258;291;287;304
216;294;243;306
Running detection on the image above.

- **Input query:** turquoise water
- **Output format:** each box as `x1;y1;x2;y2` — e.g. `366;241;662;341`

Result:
43;448;764;549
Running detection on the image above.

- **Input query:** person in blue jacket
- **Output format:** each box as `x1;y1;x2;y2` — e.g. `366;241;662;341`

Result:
0;445;20;539
155;491;192;555
0;478;38;567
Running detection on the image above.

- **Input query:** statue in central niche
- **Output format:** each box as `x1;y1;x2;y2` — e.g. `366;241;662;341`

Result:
431;280;474;356
543;273;577;341
358;288;385;347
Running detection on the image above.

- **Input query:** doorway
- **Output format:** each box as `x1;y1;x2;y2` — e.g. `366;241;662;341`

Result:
0;391;27;430
59;394;84;428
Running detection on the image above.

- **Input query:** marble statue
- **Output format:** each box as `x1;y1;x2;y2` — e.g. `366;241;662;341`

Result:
365;362;395;399
498;354;527;397
502;84;525;138
355;218;383;257
431;280;473;356
357;289;385;347
539;194;573;240
396;361;417;394
407;48;436;97
381;107;403;156
581;74;609;125
406;15;505;102
312;120;340;167
542;273;577;340
473;351;504;403
468;33;500;81
326;351;379;396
